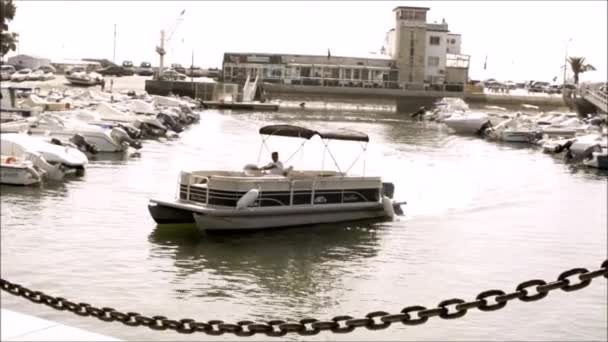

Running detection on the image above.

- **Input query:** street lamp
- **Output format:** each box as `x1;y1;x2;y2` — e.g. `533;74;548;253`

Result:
563;38;572;84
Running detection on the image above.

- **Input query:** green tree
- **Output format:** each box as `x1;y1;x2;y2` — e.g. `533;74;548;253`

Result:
568;57;596;84
1;0;18;57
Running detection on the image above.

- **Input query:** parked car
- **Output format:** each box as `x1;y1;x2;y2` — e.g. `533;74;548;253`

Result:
122;60;135;74
161;69;187;81
26;70;46;81
185;66;205;78
171;63;186;75
38;65;57;74
98;65;134;76
137;61;154;76
10;68;31;82
1;65;16;80
528;81;550;93
545;84;561;94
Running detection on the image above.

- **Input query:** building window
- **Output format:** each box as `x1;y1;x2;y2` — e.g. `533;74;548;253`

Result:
429;36;440;45
428;56;440;67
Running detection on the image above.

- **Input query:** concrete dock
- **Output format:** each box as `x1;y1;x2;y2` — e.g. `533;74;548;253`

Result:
1;309;120;341
261;83;567;111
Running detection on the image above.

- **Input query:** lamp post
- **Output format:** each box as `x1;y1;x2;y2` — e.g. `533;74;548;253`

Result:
563;38;572;84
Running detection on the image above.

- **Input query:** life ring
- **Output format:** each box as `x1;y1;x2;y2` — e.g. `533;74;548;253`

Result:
5;156;17;164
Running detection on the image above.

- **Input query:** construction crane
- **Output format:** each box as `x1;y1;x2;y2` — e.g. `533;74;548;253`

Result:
155;9;185;80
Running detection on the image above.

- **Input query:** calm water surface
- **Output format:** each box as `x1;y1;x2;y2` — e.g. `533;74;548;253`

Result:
1;107;606;341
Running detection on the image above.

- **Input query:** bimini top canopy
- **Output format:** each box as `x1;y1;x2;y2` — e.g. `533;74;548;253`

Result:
259;124;369;142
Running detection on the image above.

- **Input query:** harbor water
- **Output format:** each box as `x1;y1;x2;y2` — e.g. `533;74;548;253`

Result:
1;102;607;341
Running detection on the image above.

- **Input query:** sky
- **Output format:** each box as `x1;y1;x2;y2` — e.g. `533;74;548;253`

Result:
4;0;607;83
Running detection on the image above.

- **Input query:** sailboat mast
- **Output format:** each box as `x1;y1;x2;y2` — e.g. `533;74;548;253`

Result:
113;24;117;64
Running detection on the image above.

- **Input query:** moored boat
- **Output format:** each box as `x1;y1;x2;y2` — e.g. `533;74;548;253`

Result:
0;155;44;185
148;124;405;231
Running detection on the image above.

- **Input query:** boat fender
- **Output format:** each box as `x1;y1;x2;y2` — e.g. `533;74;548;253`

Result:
237;189;259;210
5;156;17;164
382;196;395;219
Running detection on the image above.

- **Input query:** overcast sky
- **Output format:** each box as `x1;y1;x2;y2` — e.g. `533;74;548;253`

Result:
5;1;607;82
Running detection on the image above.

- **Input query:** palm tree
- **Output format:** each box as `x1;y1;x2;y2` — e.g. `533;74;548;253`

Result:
568;57;596;84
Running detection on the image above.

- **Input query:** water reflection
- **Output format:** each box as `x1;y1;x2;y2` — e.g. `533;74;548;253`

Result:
0;181;68;199
87;151;139;164
148;220;384;318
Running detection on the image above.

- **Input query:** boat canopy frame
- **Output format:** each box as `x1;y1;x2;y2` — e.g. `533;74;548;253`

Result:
256;124;369;175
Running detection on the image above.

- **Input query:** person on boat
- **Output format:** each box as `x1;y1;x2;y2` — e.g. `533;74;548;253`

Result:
259;151;285;175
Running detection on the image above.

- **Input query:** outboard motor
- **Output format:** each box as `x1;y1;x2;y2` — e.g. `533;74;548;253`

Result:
116;123;142;140
157;112;184;133
410;106;427;119
50;138;63;146
588;116;605;126
136;118;167;139
70;134;99;155
476;120;493;137
110;127;143;150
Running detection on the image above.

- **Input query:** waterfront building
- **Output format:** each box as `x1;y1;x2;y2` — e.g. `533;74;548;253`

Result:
222;52;400;89
221;6;470;91
384;6;470;88
6;54;51;71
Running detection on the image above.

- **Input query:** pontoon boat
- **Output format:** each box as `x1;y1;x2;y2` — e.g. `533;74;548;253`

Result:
148;124;405;232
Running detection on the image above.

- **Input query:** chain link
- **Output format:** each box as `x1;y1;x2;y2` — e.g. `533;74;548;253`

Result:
1;259;606;336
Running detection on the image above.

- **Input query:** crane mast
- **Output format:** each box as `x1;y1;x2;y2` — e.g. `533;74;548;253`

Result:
156;9;185;80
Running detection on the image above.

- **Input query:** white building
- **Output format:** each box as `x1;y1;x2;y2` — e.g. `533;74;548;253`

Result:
447;33;461;54
382;29;395;57
6;54;51;70
425;21;449;84
382;8;469;86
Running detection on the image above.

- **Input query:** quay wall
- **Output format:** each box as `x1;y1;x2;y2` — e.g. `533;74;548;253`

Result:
144;80;217;101
262;83;566;112
144;80;567;113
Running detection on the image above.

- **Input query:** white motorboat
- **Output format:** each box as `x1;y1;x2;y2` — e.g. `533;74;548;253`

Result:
148;124;405;232
66;71;102;86
484;115;541;143
501;128;542;143
0;155;44;185
95;102;137;123
443;111;492;135
0;114;139;152
541;138;575;154
565;133;605;161
583;149;608;169
1;133;88;177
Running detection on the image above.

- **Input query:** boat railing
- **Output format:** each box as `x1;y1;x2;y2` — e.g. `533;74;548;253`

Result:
186;175;209;204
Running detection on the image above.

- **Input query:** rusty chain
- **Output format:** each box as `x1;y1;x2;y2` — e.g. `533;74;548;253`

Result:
1;259;606;337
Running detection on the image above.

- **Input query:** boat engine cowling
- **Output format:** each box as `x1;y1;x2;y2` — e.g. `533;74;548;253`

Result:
116;123;142;140
157;112;184;133
70;134;99;155
110;127;142;150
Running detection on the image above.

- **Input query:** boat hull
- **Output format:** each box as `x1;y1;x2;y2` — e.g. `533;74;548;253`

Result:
148;199;390;231
0;164;42;185
193;203;387;231
444;115;490;134
148;202;195;224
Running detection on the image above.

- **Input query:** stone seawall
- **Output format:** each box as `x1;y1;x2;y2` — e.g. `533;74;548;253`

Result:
144;80;217;101
262;83;567;112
